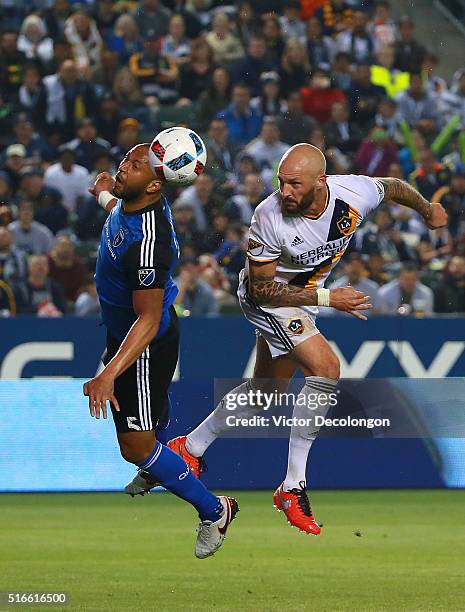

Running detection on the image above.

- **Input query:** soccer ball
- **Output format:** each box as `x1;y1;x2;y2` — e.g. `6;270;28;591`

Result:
148;127;207;186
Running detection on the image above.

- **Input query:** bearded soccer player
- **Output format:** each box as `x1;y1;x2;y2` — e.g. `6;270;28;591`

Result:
125;143;447;534
83;144;238;558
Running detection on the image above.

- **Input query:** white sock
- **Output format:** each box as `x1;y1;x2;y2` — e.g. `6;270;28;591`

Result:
186;380;258;457
283;376;338;491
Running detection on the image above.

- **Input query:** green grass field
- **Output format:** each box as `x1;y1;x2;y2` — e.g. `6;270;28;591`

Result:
1;490;465;611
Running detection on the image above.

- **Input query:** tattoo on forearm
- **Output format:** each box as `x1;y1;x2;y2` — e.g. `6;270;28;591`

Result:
378;177;432;219
249;275;318;307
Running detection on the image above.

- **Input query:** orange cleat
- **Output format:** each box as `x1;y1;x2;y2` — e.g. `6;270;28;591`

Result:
167;435;203;479
273;481;321;535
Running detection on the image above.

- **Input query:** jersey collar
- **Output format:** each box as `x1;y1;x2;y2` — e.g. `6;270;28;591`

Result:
121;195;165;216
303;184;330;220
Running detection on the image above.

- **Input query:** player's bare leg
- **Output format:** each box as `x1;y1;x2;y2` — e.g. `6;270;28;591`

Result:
118;430;239;558
273;332;339;535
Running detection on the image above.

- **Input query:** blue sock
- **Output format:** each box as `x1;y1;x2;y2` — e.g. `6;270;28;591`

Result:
137;441;223;522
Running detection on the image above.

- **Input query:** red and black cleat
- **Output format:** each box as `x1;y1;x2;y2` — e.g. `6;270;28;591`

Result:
273;481;321;535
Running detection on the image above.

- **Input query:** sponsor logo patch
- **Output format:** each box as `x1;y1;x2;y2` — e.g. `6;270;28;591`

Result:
112;229;125;248
138;268;156;287
247;238;264;258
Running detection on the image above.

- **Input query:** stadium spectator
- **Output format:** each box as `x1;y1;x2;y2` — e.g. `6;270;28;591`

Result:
206;12;244;66
12;114;52;166
3;144;26;191
395;73;439;134
261;14;285;65
35;59;98;141
369;1;397;52
64;9;103;70
251;72;285;116
110;118;141;165
308;126;350;174
172;201;205;254
431;167;465;237
370;45;410;98
205;118;240;189
347;62;386;126
227;172;265;224
8;201;54;256
75;275;101;316
196;67;231;131
373;97;402;141
360;206;414;264
0;227;27;284
300;70;346;124
409;149;452;201
432;256;465;313
63;118;111;171
356;126;398;176
18;64;43;112
277;91;316;147
18;15;53;67
438;72;465;129
43;146;90;213
129;33;179;102
111;68;146;122
331;51;353;91
304;16;334;72
335;9;374;65
43;0;72;40
91;49;121;96
47;234;87;305
173;173;223;232
230;36;274;96
394;15;426;74
95;93;122;146
246;117;289;172
106;14;142;67
217;83;263;146
280;0;306;40
16;254;66;316
95;0;117;38
374;264;434;315
0;31;27;102
175;257;219;316
325;100;363;155
16;167;68;235
132;0;172;40
279;38;312;95
327;252;379;316
161;15;191;66
179;39;214;102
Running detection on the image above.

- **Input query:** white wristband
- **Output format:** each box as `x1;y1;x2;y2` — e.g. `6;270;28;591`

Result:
316;288;331;307
98;190;115;210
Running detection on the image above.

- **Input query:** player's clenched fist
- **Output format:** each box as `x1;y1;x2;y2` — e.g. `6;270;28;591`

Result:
425;202;448;230
329;286;372;321
88;172;115;198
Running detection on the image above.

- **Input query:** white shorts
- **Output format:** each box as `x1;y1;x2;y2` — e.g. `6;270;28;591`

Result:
240;295;320;359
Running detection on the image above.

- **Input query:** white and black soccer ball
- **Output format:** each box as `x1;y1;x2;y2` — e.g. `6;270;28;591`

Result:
148;127;207;186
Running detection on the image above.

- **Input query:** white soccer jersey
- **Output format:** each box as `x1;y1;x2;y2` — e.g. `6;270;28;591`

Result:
238;174;385;315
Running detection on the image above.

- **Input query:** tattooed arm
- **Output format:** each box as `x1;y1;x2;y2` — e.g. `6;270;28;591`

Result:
376;177;448;229
248;259;372;318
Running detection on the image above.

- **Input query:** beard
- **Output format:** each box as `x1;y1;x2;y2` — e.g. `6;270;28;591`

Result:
281;186;317;215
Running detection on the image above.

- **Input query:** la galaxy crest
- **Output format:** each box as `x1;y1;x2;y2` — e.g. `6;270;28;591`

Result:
287;318;304;335
336;214;353;237
139;269;156;287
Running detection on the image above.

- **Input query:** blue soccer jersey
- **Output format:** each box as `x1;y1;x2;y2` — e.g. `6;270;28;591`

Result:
95;195;179;342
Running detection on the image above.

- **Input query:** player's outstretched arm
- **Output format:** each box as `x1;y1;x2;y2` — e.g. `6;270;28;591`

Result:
88;172;118;212
376;177;448;229
248;260;372;318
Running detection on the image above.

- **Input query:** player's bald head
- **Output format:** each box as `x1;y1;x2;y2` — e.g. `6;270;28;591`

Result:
278;143;326;178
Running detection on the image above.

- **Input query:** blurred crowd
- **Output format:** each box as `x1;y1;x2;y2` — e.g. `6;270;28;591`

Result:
0;0;464;317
